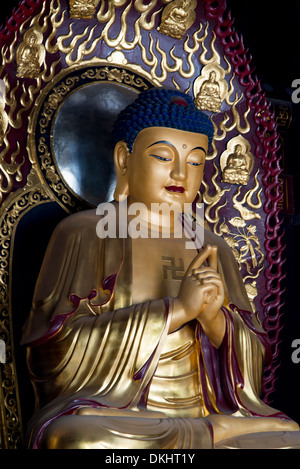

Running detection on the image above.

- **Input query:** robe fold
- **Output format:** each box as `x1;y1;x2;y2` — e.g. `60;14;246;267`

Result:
21;207;300;449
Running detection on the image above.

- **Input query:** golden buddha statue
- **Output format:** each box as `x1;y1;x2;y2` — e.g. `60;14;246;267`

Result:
21;88;300;449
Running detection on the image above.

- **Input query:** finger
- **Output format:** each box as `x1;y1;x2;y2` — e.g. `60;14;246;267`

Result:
195;273;222;284
185;245;212;277
201;278;223;295
208;245;218;271
192;267;220;277
196;283;214;294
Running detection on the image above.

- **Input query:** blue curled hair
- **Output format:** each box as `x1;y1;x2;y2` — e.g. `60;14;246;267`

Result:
112;88;214;152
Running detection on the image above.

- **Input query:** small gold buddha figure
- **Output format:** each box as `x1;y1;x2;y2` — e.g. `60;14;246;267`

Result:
21;88;300;449
69;0;98;19
159;0;196;40
194;70;222;113
16;29;44;79
222;144;250;185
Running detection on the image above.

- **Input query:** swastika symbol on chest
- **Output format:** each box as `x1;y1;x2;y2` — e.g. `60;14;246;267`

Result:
162;256;185;280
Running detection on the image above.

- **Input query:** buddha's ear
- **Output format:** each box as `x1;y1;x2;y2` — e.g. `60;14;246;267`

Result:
113;141;130;201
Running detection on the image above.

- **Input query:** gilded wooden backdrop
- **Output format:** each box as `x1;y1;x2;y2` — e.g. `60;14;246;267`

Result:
0;0;283;448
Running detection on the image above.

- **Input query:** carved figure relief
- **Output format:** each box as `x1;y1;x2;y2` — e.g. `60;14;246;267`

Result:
16;28;45;79
69;0;100;19
194;70;222;112
158;0;197;40
220;136;253;185
193;61;233;114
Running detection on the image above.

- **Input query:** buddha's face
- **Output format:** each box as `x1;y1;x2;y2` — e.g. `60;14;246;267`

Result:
28;34;37;45
124;126;208;210
234;144;242;154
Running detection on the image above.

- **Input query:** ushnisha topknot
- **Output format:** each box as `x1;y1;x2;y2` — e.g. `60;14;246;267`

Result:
112;88;214;152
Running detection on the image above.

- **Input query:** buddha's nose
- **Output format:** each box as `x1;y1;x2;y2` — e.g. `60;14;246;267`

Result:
170;157;187;181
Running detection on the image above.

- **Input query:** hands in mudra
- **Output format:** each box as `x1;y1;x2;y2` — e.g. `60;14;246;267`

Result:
171;245;226;347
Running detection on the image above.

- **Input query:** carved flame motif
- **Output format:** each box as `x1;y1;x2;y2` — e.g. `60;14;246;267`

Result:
0;80;8;146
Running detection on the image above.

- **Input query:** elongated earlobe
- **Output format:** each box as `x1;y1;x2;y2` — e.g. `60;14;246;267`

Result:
113;141;130;201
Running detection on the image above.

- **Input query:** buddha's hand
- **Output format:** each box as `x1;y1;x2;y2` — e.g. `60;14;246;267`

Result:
191;245;225;347
191;245;224;318
171;245;226;348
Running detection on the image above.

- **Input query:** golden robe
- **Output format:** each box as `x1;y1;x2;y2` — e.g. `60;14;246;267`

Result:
21;206;299;449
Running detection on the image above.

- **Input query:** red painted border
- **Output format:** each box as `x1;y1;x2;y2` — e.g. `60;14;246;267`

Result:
0;0;41;40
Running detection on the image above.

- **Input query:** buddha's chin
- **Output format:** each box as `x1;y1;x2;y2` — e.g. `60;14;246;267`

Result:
163;189;197;208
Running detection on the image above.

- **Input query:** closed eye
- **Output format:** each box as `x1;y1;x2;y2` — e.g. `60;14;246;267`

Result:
188;161;203;166
150;154;172;162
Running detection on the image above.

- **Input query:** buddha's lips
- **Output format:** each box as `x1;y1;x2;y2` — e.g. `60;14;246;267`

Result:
165;186;185;193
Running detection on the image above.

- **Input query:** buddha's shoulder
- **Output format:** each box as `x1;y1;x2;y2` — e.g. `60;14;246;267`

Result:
53;209;100;237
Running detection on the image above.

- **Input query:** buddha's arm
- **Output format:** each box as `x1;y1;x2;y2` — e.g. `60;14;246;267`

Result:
26;296;172;411
22;212;175;410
